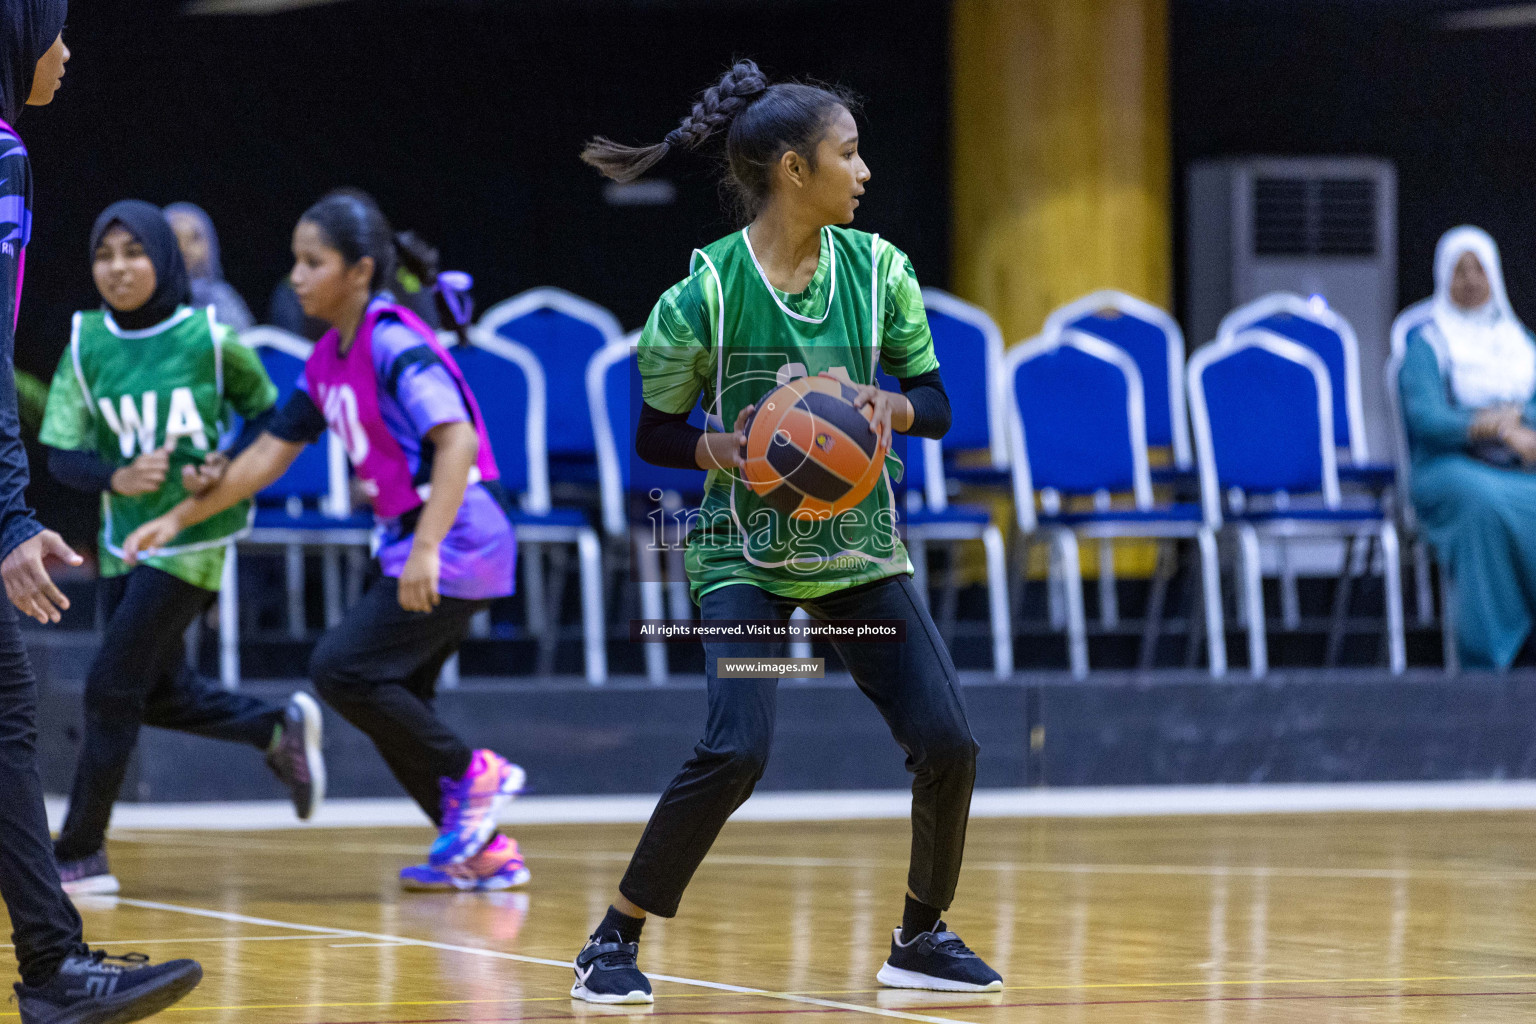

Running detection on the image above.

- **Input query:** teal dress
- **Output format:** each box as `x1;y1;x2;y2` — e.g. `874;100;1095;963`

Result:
1400;327;1536;669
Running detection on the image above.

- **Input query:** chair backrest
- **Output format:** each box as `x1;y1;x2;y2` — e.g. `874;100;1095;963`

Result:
1390;297;1434;360
1003;329;1152;532
1044;289;1192;469
918;288;1008;466
452;326;549;512
1188;327;1340;527
478;287;623;462
1384;299;1435;534
589;335;708;537
240;326;348;513
1217;292;1365;461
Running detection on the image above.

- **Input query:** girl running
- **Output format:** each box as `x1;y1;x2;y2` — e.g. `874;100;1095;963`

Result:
123;189;529;892
39;200;325;895
568;60;1000;1003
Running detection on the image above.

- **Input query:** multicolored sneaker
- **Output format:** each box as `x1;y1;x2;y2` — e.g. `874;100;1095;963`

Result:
57;850;119;896
265;692;325;820
400;835;531;892
429;750;526;867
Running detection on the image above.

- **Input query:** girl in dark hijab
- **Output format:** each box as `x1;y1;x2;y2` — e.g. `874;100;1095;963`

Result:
0;8;206;1024
87;200;191;330
38;195;320;907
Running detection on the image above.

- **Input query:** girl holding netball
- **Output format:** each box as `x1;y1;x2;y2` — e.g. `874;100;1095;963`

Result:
570;60;1000;1003
39;200;325;894
124;189;528;892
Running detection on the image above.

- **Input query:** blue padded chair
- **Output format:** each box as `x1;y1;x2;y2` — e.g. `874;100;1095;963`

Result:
1189;328;1405;677
589;335;708;683
918;288;1010;480
455;325;607;683
223;327;371;687
478;287;624;489
1218;293;1392;482
1005;329;1226;679
1044;291;1196;630
1044;290;1193;472
1219;292;1397;628
871;366;1014;679
1386;299;1456;668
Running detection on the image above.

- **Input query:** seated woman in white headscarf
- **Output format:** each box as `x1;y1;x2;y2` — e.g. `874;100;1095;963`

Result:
1400;225;1536;669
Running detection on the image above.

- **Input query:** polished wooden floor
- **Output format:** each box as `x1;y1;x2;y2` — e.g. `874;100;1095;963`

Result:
10;812;1536;1022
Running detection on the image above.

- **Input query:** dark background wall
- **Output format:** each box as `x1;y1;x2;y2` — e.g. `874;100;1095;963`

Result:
1172;0;1536;326
16;0;950;545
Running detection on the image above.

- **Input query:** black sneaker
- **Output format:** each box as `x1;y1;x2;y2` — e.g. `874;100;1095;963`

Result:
265;692;325;819
570;932;653;1004
14;948;202;1024
876;922;1003;992
56;851;119;897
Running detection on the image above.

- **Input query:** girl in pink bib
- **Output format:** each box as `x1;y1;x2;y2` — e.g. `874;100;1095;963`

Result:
125;190;528;893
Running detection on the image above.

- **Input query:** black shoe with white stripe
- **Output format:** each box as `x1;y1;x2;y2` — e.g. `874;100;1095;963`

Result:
14;948;202;1024
570;932;653;1004
876;923;1003;992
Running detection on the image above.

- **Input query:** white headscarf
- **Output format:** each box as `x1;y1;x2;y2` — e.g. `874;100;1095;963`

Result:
1427;225;1536;409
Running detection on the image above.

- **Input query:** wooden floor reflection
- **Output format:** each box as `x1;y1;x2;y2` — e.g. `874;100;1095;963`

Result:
9;812;1536;1022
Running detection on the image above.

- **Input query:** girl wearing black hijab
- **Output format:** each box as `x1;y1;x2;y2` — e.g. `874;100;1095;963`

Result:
38;201;325;896
0;11;207;1024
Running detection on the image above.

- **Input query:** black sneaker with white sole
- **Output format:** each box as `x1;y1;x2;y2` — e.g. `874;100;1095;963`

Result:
265;692;325;820
570;932;653;1004
14;948;202;1024
876;922;1003;992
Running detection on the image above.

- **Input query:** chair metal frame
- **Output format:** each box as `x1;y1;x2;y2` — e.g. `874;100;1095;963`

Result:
463;324;607;684
1189;328;1406;677
1385;300;1458;670
1005;329;1227;679
589;336;700;684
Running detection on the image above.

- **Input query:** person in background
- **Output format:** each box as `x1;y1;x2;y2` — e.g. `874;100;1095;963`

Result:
40;200;324;895
0;6;204;1022
1400;225;1536;670
125;189;528;893
164;202;255;331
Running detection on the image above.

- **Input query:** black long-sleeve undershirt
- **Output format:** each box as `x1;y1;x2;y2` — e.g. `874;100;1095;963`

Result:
635;370;952;471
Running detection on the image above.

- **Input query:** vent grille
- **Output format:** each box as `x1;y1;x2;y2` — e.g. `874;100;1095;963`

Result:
1253;177;1377;256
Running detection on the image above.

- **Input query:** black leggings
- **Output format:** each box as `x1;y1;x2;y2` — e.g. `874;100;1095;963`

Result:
0;601;84;985
620;573;979;918
309;577;483;825
56;566;284;861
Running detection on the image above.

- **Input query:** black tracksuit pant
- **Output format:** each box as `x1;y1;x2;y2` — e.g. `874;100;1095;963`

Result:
309;577;483;825
620;572;980;918
55;566;283;861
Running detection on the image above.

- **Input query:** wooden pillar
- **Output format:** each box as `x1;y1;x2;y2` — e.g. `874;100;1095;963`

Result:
951;0;1170;344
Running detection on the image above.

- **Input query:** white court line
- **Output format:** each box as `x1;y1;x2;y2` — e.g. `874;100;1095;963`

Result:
115;898;980;1024
59;780;1536;832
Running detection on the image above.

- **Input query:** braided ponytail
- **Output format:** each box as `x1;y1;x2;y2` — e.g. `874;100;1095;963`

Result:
582;59;858;221
581;59;769;183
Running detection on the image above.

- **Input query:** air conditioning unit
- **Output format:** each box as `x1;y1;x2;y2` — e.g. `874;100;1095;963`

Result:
1187;157;1397;460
